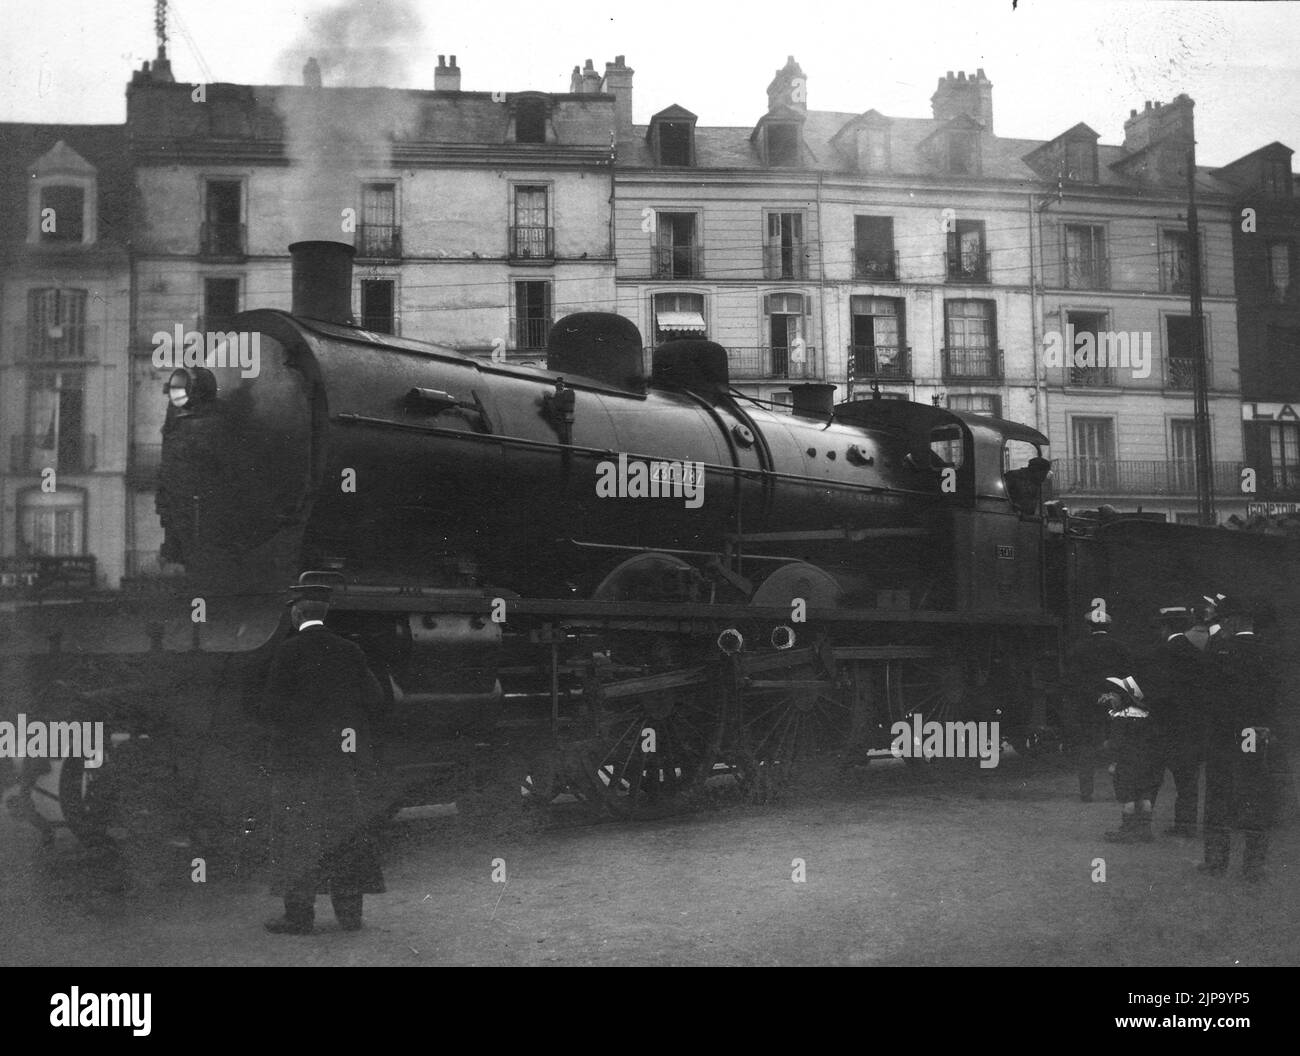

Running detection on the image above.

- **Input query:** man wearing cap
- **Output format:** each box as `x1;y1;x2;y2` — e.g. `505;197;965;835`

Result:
261;585;387;933
1102;674;1162;842
1064;606;1130;802
1200;600;1276;881
1153;606;1208;837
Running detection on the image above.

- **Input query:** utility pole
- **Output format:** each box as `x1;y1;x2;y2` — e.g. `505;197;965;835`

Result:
1187;146;1215;525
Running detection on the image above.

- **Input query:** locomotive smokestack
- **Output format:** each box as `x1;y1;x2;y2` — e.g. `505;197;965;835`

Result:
289;241;355;324
790;383;836;417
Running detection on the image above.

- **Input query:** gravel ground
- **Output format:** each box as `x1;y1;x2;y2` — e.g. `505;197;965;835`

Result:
1;752;1296;966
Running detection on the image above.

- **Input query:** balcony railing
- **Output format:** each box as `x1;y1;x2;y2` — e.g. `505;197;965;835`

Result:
727;345;820;381
1051;459;1243;496
1166;358;1198;390
854;250;899;282
652;244;703;279
511;316;553;350
1067;365;1117;388
356;224;402;259
199;221;246;258
10;433;97;474
127;443;162;489
763;240;808;280
1159;252;1208;294
947;250;991;284
942;346;1002;381
1063;256;1110;290
509;226;554;261
848;344;910;380
13;324;100;361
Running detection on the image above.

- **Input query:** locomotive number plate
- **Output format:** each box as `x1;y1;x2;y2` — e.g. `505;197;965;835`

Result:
996;545;1015;560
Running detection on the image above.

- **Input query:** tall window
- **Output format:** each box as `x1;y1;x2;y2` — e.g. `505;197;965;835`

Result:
849;296;905;378
27;288;88;360
19;488;85;556
203;278;239;332
1267;241;1292;303
514;281;552;349
1066;310;1113;386
653;291;705;343
359;183;399;258
1063;224;1107;289
854;216;896;280
21;370;89;474
943;300;997;379
38;186;85;243
1265;422;1300;491
1165;315;1203;390
360;280;395;334
764;292;808;378
653;212;698;279
946;220;987;282
1159;229;1194;293
202;180;243;256
765;212;805;279
1071;417;1116;490
1170;418;1197;492
512;187;551;260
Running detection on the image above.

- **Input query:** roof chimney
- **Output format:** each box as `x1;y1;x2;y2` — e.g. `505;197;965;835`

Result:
600;55;635;130
435;54;461;91
1122;93;1194;155
581;58;602;94
303;57;322;88
930;68;993;131
766;55;807;112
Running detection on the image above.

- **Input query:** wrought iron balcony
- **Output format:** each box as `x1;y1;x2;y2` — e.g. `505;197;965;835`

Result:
1165;358;1198;390
10;433;96;474
1063;256;1110;290
356;224;402;259
652;244;703;279
1067;365;1117;388
942;346;1002;381
509;225;554;261
127;443;162;489
727;345;820;381
1051;459;1243;496
511;316;553;350
854;250;899;282
763;240;808;280
946;250;991;284
848;344;911;380
199;221;246;258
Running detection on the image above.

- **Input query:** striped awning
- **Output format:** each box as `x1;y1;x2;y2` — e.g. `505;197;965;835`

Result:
656;311;706;333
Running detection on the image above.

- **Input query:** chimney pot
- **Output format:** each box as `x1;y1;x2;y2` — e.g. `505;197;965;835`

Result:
438;55;445;66
302;57;322;88
615;54;625;65
450;54;456;67
946;70;954;78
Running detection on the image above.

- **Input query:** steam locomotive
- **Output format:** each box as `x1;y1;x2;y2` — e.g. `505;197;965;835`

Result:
11;240;1294;844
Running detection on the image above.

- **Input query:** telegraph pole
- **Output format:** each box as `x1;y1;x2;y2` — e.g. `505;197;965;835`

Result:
1187;146;1215;525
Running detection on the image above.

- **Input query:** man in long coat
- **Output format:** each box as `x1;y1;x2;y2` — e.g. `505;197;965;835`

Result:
262;586;386;933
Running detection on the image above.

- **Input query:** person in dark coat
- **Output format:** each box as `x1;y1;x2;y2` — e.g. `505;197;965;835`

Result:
1064;607;1130;802
262;585;387;933
1199;601;1276;881
1153;606;1209;837
1102;674;1162;843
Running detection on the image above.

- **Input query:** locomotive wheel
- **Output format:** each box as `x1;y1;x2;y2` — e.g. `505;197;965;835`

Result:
582;684;718;819
732;663;850;802
883;658;968;766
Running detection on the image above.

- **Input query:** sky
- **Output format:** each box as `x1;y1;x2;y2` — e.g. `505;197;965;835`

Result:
1;0;1297;166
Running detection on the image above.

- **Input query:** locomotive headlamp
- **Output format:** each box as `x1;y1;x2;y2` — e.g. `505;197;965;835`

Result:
163;367;217;408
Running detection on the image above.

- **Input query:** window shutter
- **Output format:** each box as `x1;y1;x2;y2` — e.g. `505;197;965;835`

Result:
763;293;772;315
803;294;812;316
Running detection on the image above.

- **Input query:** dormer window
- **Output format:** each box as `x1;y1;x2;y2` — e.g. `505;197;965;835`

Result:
1064;137;1098;183
947;132;978;175
658;122;693;166
766;123;800;166
859;126;889;172
28;140;98;246
38;186;85;243
515;98;548;144
1263;157;1293;197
